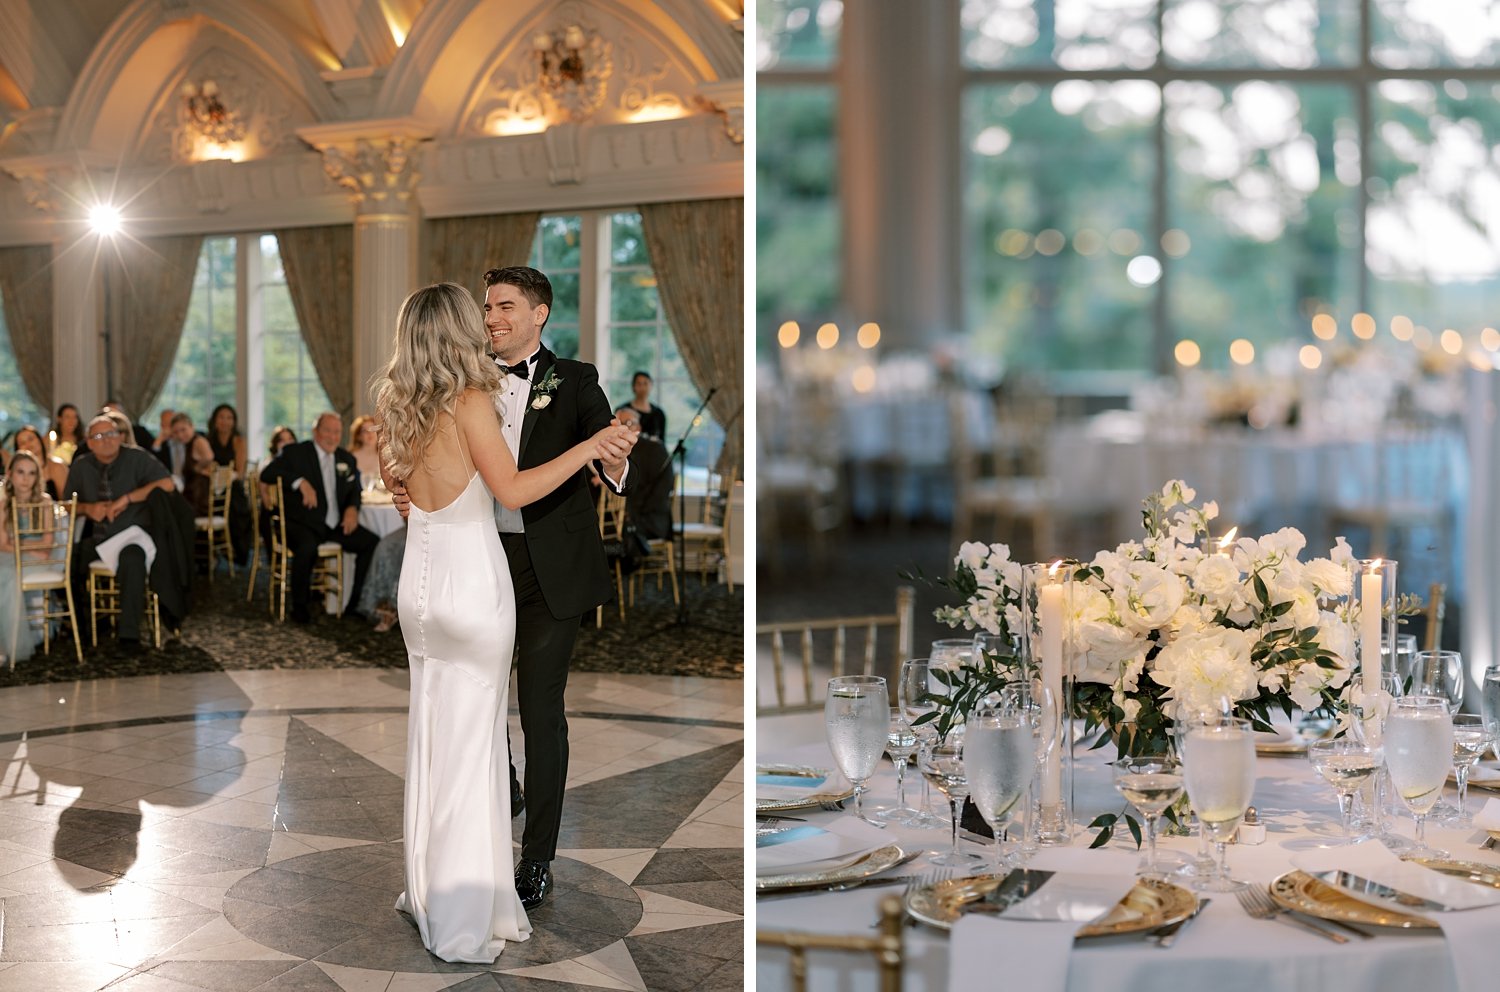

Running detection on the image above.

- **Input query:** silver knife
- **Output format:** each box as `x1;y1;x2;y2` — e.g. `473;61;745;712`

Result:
1309;869;1455;912
983;868;1057;912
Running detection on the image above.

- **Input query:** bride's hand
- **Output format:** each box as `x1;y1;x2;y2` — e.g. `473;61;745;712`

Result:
589;420;635;462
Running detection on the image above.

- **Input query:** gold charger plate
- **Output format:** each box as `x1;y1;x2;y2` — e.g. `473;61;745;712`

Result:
756;844;908;893
755;763;856;813
903;874;1196;937
1255;736;1309;756
1403;858;1500;888
1268;871;1437;930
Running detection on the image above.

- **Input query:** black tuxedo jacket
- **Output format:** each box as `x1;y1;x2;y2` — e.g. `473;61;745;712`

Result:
259;440;361;532
514;345;625;619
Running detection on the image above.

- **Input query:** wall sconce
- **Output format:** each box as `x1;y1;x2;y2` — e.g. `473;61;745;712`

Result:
180;79;246;147
528;24;610;121
533;25;588;88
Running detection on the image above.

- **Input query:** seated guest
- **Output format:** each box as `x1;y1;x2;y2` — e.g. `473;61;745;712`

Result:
103;400;153;449
357;526;407;633
157;413;215;514
0;451;52;665
614;405;674;540
349;415;383;488
267;425;297;460
102;409;138;448
258;412;378;624
11;425;68;499
206;404;251;566
49;403;84;465
65;414;175;654
157;409;176;446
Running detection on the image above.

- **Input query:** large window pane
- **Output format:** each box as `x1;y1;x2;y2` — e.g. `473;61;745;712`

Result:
529;215;580;360
257;235;330;456
964;81;1157;371
962;0;1158;69
1167;81;1359;365
1373;0;1500;68
1368;79;1500;333
0;304;44;436
147;237;237;429
756;86;839;355
1164;0;1359;68
756;0;842;70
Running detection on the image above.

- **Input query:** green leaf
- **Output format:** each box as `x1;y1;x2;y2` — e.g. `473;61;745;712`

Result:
1089;825;1114;849
1125;814;1143;849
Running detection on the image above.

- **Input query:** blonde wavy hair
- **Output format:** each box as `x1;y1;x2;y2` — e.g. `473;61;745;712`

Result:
371;283;502;481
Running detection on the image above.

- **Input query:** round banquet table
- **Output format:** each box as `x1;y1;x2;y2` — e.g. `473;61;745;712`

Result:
327;495;405;612
756;713;1500;992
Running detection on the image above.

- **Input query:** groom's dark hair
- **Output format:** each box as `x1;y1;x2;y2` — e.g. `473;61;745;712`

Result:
483;266;553;330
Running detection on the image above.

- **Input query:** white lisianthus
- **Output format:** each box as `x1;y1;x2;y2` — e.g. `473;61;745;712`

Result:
1149;626;1259;718
1303;557;1352;597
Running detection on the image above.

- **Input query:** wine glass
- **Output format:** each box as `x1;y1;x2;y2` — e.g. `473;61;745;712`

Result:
1182;716;1256;892
917;735;983;867
1384;695;1454;859
1413;650;1464;710
1441;714;1495;827
964;708;1037;871
1112;755;1184;878
1307;739;1381;844
824;675;889;825
872;708;920;825
898;658;947;829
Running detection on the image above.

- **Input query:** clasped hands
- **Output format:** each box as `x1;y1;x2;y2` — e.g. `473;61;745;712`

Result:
297;480;359;534
84;495;132;523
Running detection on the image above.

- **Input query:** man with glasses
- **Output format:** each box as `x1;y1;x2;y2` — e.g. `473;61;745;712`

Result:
65;413;175;653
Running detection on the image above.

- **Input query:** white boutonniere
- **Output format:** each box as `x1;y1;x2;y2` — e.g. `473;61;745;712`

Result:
335;462;350;476
531;369;563;411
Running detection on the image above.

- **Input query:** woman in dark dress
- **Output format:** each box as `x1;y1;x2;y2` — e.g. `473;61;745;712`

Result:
628;371;667;441
48;404;85;465
206;404;252;565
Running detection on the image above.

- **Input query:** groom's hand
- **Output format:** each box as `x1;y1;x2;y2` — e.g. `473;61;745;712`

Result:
391;480;411;520
598;420;638;481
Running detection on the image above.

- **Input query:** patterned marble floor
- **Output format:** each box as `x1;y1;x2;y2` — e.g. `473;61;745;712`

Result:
0;670;744;991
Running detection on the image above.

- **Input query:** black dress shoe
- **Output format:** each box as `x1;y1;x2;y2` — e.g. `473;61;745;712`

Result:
515;859;551;910
511;781;525;817
290;606;311;624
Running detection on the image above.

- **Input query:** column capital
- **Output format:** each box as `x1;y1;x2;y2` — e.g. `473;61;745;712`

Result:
695;80;743;145
296;118;435;215
0;151;114;216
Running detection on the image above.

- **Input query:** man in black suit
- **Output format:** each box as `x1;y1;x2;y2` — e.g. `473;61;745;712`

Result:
484;266;635;910
259;412;379;624
614;405;674;540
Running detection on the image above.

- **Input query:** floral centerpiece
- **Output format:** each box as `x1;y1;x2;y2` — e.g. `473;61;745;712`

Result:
933;481;1365;759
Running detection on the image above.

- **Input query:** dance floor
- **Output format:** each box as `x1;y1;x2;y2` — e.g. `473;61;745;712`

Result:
0;670;743;991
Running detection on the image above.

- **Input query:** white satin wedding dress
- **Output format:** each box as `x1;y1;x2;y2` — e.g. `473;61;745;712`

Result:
395;470;531;962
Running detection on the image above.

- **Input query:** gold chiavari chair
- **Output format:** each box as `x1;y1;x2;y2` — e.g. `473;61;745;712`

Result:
682;468;737;588
88;560;163;649
757;894;906;992
9;496;82;666
630;534;680;607
244;465;263;601
268;479;344;621
755;586;915;715
196;463;236;579
1424;582;1446;651
595;486;628;628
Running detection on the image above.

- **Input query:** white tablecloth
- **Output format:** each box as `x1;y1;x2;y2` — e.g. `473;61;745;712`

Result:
756;713;1500;992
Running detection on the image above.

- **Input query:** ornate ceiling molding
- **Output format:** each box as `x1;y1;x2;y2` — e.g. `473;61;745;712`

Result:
695;80;742;145
296;119;435;214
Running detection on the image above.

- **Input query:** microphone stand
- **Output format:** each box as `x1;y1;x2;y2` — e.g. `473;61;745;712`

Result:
636;387;734;641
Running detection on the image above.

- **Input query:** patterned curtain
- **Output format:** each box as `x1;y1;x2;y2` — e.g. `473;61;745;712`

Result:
105;234;204;416
0;244;54;412
637;198;744;472
424;213;542;294
274;225;355;422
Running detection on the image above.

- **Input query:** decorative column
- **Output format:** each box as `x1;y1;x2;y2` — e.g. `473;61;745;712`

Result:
297;120;433;415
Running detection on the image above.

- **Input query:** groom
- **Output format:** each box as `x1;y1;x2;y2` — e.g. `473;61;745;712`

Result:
483;265;635;909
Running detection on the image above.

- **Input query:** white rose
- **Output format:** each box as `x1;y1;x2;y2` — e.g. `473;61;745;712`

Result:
1303;557;1352;598
1112;564;1185;633
958;542;989;570
1192;554;1241;603
532;395;552;410
1149;626;1259;717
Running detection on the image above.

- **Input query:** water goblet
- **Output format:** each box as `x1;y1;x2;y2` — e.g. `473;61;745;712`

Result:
1171;710;1219;878
964;708;1037;871
917;736;983;868
1112;756;1184;878
1307;738;1381;844
898;658;948;829
824;675;889;825
1441;713;1495;827
1385;695;1454;859
872;709;920;825
1182;716;1256;892
1413;650;1464;711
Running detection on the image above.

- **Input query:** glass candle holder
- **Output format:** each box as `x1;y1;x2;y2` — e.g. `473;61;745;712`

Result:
1021;561;1073;845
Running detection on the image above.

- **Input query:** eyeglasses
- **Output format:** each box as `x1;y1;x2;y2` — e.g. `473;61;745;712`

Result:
88;430;121;441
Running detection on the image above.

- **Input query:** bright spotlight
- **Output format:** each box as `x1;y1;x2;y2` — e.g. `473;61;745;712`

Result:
89;204;123;237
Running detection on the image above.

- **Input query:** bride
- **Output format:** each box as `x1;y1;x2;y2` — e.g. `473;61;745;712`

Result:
372;283;631;963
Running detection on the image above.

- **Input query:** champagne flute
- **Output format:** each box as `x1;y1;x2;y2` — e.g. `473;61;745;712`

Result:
1112;756;1184;878
1307;739;1380;844
1182;716;1256;893
1385;695;1454;859
898;658;947;828
872;708;920;825
918;736;983;867
824;675;889;825
1441;713;1494;827
965;708;1037;871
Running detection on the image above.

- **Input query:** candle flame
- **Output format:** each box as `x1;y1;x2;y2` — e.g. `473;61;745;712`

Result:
1048;560;1064;576
1217;527;1238;551
1368;558;1383;572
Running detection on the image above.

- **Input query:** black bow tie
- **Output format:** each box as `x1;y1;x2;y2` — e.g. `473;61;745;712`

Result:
498;360;530;380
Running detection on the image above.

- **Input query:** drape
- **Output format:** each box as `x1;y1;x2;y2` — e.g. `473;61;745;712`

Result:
0;244;54;413
424;213;541;293
106;234;204;418
274;225;355;422
638;198;744;473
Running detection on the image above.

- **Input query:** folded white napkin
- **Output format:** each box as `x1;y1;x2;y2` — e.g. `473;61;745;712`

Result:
1289;839;1500;912
1468;763;1500;789
947;848;1138;992
755;815;889;877
755;765;850;803
1474;797;1500;833
94;525;157;573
